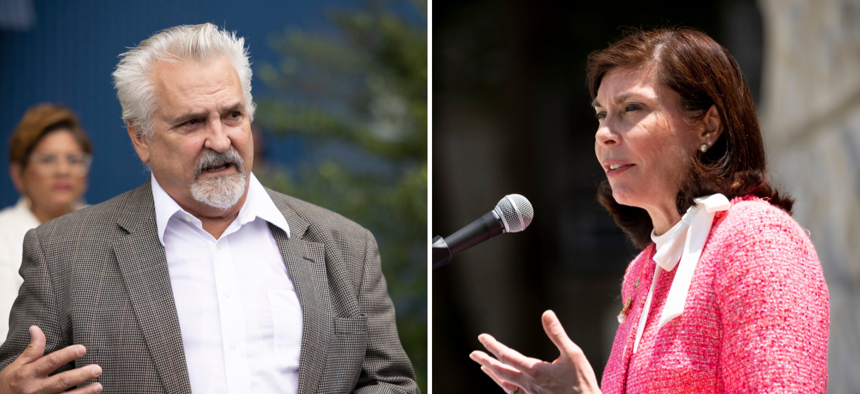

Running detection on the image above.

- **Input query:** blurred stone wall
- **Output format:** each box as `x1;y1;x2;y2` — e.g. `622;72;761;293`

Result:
758;0;860;391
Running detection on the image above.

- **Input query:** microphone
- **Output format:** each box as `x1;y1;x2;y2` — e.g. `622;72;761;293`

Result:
433;194;534;269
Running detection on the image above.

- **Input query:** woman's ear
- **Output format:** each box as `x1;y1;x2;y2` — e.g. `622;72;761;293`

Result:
10;162;26;195
700;105;724;145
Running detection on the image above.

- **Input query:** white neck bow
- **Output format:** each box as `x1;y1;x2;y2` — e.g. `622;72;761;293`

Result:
632;193;731;353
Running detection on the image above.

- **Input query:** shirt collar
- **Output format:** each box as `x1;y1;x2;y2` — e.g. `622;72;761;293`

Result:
151;173;290;246
650;216;686;252
243;173;291;237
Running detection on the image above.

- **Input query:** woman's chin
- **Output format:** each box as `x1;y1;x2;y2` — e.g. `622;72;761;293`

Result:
36;199;79;216
611;190;639;208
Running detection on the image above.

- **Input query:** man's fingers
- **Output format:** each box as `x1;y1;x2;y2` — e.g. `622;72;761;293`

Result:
477;334;536;371
29;345;87;378
63;382;103;394
16;326;47;365
541;310;579;358
40;364;102;394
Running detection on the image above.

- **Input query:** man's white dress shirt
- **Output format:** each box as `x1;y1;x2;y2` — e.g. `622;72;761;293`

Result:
152;173;302;394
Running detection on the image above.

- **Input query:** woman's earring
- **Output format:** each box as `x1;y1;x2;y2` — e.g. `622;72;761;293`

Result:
700;144;708;153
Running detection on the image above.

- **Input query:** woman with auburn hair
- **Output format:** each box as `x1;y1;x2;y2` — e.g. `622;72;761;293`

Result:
0;104;93;343
470;28;829;393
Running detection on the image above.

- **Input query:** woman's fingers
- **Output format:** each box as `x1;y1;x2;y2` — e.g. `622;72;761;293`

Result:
541;310;582;360
540;310;601;392
470;350;525;389
473;314;602;394
470;351;521;374
478;334;538;371
481;366;519;393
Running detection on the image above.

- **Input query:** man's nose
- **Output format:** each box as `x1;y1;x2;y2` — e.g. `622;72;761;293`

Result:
203;119;231;152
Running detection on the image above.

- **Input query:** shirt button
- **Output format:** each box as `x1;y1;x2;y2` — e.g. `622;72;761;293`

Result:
230;342;237;349
184;216;191;222
216;242;222;250
224;291;231;298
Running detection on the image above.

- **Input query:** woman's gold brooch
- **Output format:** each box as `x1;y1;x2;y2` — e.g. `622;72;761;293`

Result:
617;279;639;324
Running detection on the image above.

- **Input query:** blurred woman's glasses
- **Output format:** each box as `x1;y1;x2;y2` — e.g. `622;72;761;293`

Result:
28;153;92;176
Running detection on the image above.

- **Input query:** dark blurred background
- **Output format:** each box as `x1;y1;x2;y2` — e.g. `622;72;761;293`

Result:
0;0;426;391
431;0;766;392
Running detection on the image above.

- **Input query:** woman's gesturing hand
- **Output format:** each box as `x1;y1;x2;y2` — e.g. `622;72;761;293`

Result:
469;310;601;394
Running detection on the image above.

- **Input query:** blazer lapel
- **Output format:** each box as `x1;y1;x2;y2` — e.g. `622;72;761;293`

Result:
267;190;332;394
617;247;658;392
114;182;192;394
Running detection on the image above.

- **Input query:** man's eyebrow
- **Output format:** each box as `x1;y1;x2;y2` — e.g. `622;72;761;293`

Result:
170;111;208;125
169;103;246;125
223;102;245;113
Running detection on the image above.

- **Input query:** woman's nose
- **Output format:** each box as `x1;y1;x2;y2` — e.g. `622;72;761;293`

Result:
595;121;618;147
55;157;72;176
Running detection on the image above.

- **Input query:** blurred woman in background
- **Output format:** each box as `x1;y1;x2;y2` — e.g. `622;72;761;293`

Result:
471;27;829;393
0;104;92;342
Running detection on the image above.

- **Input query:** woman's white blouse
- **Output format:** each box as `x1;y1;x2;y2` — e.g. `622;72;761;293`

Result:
632;193;731;353
0;198;40;343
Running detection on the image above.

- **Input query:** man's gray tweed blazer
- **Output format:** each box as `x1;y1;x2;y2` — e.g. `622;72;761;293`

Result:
0;181;418;393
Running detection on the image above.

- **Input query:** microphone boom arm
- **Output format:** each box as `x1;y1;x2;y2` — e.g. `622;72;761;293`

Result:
432;211;504;269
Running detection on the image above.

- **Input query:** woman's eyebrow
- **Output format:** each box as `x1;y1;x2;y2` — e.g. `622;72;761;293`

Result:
592;93;633;108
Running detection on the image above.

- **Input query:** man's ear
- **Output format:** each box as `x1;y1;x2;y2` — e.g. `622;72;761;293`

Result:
9;162;25;194
700;105;724;145
127;125;151;164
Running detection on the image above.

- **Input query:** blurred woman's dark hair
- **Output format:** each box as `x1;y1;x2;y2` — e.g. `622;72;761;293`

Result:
586;27;792;249
9;104;92;168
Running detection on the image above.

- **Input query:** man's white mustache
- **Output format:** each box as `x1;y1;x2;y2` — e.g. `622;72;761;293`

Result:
193;148;245;180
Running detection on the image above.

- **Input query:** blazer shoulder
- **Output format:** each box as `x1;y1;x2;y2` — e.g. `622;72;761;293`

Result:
34;184;148;238
710;196;821;281
265;188;370;237
714;197;808;248
725;197;795;225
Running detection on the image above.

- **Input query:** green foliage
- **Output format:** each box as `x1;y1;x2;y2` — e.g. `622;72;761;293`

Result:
254;0;427;390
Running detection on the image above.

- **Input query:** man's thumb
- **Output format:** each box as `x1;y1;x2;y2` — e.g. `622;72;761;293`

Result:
19;325;46;363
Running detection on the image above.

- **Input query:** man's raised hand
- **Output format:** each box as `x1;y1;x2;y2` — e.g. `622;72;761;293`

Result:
0;326;102;394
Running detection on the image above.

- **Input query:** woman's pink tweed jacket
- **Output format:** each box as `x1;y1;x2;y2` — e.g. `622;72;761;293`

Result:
600;196;829;393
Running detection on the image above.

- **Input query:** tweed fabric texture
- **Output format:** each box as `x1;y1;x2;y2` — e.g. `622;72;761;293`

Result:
0;180;418;394
601;196;829;393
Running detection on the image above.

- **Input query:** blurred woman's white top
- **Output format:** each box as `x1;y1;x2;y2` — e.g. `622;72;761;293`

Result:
0;198;40;344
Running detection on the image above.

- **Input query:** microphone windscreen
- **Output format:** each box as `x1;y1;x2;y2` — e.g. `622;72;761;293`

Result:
493;194;534;233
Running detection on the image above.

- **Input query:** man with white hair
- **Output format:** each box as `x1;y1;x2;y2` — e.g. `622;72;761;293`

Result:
0;23;418;394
